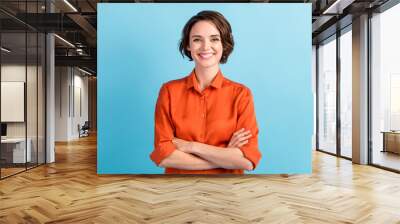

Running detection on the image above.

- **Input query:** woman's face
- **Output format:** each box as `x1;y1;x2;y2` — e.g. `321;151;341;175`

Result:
187;20;223;70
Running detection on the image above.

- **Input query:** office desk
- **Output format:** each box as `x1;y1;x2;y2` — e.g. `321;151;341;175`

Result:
381;131;400;154
1;138;32;163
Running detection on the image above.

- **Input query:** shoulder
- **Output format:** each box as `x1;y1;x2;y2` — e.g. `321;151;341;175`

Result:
223;77;252;97
158;75;188;94
161;76;187;90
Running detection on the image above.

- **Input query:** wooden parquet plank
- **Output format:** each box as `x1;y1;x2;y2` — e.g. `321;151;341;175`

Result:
1;134;400;223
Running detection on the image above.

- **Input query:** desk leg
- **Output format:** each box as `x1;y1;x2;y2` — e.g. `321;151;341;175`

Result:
382;133;386;153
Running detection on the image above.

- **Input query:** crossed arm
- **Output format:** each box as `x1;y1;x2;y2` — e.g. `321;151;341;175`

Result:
159;129;254;171
154;84;258;171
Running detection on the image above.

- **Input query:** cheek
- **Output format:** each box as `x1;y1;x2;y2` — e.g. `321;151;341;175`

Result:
188;45;196;57
216;44;223;53
189;44;200;54
217;46;223;56
190;50;199;59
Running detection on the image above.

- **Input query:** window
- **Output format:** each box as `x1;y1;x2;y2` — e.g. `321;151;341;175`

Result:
318;36;337;154
339;28;352;158
371;3;400;171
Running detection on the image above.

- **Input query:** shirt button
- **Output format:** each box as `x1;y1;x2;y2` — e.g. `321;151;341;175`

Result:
201;114;205;118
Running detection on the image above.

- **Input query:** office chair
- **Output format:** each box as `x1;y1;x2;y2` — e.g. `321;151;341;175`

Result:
79;121;90;138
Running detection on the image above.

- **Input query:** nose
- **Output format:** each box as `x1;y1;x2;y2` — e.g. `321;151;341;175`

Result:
201;39;211;50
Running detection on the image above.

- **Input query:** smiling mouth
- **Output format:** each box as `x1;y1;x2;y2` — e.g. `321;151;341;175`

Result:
198;52;214;59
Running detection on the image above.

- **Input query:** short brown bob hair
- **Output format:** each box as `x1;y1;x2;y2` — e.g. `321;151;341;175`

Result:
179;10;234;64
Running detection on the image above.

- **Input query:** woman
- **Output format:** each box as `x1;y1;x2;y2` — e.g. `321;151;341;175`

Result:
150;10;261;174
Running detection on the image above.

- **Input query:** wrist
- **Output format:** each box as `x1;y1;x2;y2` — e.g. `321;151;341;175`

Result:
190;141;200;154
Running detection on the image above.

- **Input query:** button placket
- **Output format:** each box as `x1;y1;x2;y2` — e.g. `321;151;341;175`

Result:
201;95;206;118
202;96;207;139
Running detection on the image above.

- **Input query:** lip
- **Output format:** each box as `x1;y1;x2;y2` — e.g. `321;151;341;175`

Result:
198;52;214;59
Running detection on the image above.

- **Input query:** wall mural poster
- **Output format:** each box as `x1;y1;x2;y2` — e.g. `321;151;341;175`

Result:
98;3;312;174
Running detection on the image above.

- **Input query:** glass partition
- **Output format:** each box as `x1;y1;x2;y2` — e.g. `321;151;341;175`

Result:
0;1;46;179
317;36;337;154
1;31;28;177
371;3;400;171
339;28;352;158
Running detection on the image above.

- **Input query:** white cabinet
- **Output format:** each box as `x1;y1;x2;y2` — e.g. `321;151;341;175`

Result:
1;138;32;163
1;82;25;122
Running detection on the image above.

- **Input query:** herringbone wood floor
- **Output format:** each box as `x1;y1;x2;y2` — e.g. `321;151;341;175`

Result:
1;134;400;224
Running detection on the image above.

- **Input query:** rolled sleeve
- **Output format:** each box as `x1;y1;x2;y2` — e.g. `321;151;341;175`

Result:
150;84;176;166
150;141;176;166
237;87;262;170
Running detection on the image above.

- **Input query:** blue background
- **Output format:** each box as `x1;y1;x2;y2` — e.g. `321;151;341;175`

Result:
98;3;312;174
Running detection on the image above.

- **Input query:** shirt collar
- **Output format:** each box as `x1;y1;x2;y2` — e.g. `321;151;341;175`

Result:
186;69;224;90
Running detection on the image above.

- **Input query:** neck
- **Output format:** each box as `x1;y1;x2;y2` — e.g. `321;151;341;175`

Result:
194;65;219;91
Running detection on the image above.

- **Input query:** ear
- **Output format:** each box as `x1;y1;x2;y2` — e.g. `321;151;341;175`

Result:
186;45;191;51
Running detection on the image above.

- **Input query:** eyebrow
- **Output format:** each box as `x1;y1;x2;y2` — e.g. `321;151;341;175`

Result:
191;34;221;38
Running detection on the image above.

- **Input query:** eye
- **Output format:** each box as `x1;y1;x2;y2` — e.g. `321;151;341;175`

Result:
193;38;200;42
211;38;220;42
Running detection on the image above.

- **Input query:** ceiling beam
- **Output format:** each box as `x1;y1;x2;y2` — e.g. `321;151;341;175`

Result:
55;55;96;70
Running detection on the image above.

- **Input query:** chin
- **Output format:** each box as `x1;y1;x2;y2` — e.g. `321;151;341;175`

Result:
198;63;218;69
195;60;219;68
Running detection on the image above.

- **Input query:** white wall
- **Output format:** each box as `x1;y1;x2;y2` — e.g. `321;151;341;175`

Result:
55;66;70;141
1;65;26;135
312;45;316;150
71;72;89;138
55;67;89;141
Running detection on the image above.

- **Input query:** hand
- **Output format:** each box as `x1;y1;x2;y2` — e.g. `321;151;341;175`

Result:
172;138;194;153
228;128;252;148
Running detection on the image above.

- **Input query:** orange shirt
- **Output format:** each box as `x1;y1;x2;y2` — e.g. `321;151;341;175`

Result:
150;69;262;174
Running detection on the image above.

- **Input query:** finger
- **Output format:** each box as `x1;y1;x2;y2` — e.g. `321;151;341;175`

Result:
237;132;252;140
237;134;252;142
235;130;251;139
232;130;249;140
229;129;249;147
236;128;245;133
232;139;248;148
230;132;249;146
230;132;241;142
230;137;243;148
231;134;250;146
232;134;252;147
233;128;245;136
236;140;249;147
229;138;238;148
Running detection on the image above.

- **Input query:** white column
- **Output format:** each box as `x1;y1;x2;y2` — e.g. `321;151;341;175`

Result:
46;33;55;163
45;1;55;163
352;14;369;164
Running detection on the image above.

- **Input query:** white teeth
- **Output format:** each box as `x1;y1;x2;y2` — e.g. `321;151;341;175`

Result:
199;53;213;59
